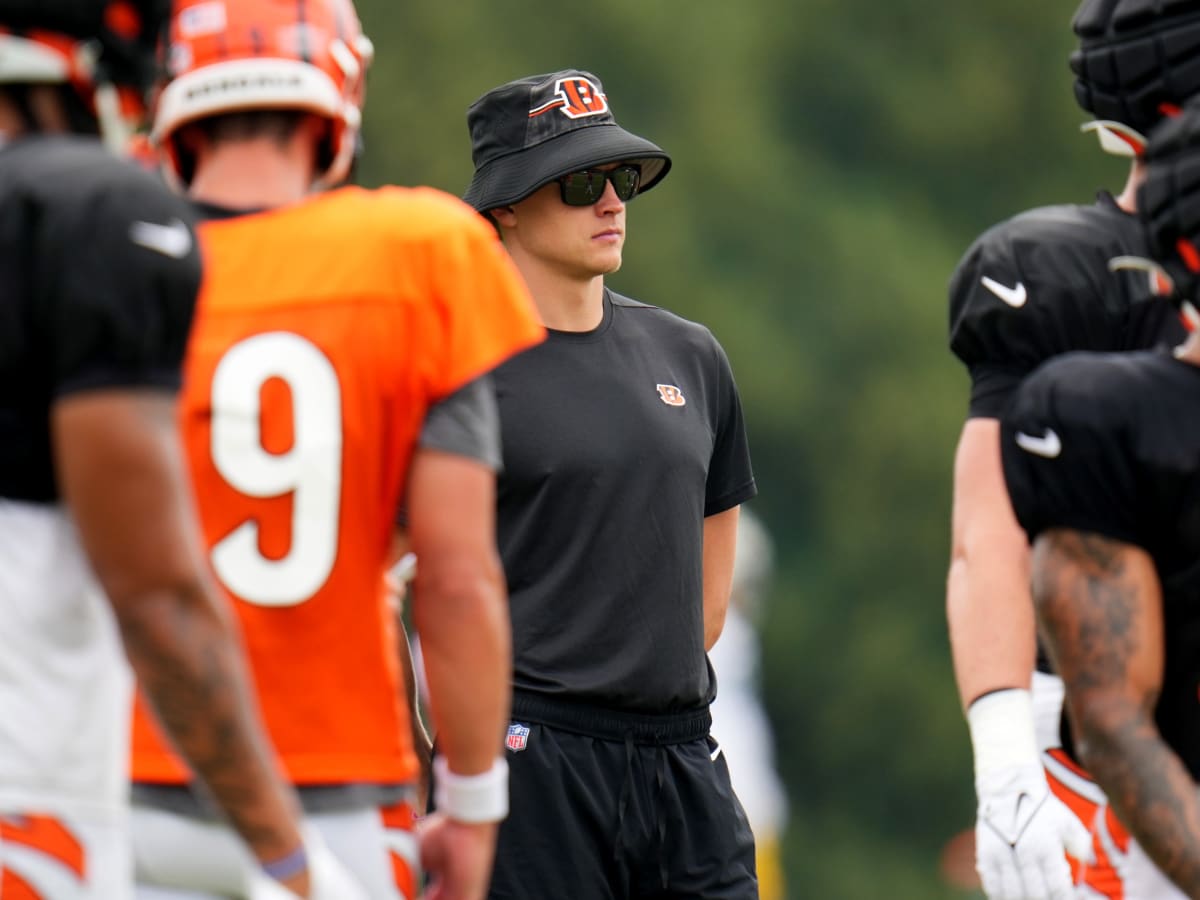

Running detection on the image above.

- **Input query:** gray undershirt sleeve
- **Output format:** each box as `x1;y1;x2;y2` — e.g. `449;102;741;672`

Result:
417;374;502;471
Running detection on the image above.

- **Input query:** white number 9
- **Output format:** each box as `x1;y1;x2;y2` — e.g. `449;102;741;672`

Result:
209;332;343;606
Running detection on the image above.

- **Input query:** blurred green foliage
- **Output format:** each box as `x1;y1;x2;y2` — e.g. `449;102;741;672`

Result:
351;1;1133;895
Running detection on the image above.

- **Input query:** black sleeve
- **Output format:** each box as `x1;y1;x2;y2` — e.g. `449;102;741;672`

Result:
40;166;201;398
417;374;502;470
705;336;757;516
1000;354;1144;546
948;203;1138;419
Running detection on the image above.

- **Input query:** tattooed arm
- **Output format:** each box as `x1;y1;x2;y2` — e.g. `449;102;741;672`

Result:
1032;528;1200;896
52;390;312;897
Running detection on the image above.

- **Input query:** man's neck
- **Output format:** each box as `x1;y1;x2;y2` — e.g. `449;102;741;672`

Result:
188;138;315;210
508;255;607;332
525;274;604;336
1115;158;1146;214
1175;328;1200;366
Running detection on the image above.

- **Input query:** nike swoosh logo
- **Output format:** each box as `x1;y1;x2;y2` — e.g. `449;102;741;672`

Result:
1015;428;1062;459
1006;792;1032;845
981;275;1028;308
129;218;193;259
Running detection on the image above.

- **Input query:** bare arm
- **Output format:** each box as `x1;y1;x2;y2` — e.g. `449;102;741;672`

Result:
947;418;1036;709
1033;529;1200;894
407;448;508;896
52;390;309;893
703;506;740;651
407;448;508;776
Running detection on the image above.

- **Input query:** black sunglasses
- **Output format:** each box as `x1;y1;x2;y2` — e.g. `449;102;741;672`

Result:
557;165;641;206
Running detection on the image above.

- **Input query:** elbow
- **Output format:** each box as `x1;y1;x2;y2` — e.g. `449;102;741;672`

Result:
1072;726;1121;782
1069;702;1145;781
107;575;233;661
704;609;728;652
412;553;508;640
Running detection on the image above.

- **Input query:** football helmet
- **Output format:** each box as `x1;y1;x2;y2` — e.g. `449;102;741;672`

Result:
1071;0;1200;156
0;0;168;151
1129;99;1200;327
154;0;373;188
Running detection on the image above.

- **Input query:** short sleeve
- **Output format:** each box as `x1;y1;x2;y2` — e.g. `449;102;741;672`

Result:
41;167;202;397
705;337;757;516
1000;355;1144;546
417;374;502;470
948;202;1144;419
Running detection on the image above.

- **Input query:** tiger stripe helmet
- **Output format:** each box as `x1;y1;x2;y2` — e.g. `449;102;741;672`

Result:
153;0;373;187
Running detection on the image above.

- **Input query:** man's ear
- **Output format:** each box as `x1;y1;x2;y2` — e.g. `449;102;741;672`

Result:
489;205;517;228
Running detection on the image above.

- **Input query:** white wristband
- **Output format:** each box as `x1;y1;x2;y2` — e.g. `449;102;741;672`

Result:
433;756;509;824
967;688;1041;780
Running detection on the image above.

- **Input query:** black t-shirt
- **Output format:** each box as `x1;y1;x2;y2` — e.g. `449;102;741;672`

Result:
1001;349;1200;777
949;192;1184;419
493;289;756;713
0;135;202;502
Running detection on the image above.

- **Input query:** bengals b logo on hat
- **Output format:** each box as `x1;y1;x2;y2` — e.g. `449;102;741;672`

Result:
529;76;609;120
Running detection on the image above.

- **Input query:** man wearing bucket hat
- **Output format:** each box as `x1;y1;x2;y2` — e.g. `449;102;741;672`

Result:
456;69;759;898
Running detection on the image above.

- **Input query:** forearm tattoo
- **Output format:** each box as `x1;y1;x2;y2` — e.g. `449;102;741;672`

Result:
1033;530;1200;895
119;583;295;855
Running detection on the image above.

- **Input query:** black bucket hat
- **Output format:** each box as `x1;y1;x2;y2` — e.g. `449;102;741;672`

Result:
463;69;672;212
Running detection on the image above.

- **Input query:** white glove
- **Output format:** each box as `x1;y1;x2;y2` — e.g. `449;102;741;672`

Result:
245;872;296;900
975;763;1093;900
245;827;370;900
968;689;1093;900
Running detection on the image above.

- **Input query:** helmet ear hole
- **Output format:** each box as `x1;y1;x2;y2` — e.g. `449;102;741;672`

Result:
316;121;358;189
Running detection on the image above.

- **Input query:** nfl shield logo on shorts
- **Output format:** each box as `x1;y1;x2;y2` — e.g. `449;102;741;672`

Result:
506;723;530;752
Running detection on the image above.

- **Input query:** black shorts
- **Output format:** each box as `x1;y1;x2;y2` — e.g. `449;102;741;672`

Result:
487;691;758;899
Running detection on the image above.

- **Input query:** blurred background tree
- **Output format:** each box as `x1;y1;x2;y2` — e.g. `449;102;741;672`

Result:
351;1;1129;895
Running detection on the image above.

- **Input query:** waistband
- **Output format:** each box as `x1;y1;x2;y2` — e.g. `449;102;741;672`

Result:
511;690;711;745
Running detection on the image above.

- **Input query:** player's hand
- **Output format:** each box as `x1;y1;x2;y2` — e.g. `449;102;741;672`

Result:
245;827;370;900
417;813;498;900
974;763;1093;900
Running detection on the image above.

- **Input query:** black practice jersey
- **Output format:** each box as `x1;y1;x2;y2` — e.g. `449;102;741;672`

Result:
1002;349;1200;776
493;289;756;713
949;192;1185;418
0;136;202;502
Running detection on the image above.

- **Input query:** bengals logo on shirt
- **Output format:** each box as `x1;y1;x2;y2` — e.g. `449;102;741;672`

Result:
656;384;686;407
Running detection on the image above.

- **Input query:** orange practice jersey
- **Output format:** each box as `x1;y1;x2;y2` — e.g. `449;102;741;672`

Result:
131;185;543;786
